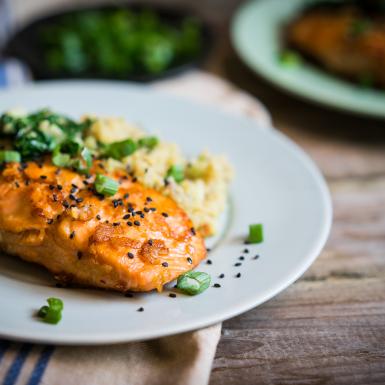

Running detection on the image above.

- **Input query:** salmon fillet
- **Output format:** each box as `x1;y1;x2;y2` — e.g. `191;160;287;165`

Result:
0;160;206;292
286;2;385;88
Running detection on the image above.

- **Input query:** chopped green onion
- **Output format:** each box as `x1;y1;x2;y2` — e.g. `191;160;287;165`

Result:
138;136;159;150
95;174;119;196
350;19;372;38
0;150;21;163
52;145;71;167
37;297;63;324
47;297;64;312
72;147;93;174
247;223;264;244
279;50;302;68
103;139;137;160
177;271;211;295
166;165;184;183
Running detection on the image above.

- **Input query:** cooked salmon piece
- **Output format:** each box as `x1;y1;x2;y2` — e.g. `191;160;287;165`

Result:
286;2;385;88
0;160;206;292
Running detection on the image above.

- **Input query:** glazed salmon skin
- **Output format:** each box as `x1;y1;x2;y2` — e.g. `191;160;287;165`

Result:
0;160;206;292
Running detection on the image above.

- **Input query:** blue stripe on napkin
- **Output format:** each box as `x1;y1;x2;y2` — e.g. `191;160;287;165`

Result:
2;344;33;385
27;346;55;385
0;340;10;364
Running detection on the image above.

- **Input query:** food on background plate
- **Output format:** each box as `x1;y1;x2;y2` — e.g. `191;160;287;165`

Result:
285;0;385;88
0;109;232;293
38;8;203;77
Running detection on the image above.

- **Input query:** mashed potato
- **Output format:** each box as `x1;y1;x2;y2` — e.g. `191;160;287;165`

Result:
86;116;233;237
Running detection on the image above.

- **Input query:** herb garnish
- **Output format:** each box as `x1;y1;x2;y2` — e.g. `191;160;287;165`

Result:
37;297;64;324
177;271;211;295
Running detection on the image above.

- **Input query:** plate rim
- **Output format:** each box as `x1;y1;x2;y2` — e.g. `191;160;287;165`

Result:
0;81;332;345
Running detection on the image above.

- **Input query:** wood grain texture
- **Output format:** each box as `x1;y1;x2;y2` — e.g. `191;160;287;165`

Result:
206;9;385;385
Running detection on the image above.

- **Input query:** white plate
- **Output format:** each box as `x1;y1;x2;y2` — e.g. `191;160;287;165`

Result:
0;81;332;345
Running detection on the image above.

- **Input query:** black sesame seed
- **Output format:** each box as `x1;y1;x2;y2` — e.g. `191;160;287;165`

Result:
187;257;193;264
71;183;78;189
219;273;225;279
162;262;169;267
62;201;69;208
144;207;150;213
113;222;120;226
96;214;101;220
191;227;196;236
15;182;20;188
123;193;129;199
239;256;245;261
83;180;89;185
148;239;153;246
134;220;140;226
169;293;176;298
127;221;133;226
69;194;76;201
123;214;130;220
243;248;249;253
253;255;260;260
49;184;55;190
112;200;119;208
40;175;47;180
76;197;83;203
150;207;156;212
77;251;83;259
127;252;134;259
206;248;211;252
132;177;137;182
139;213;145;219
162;212;169;217
70;187;77;194
52;194;58;202
57;184;63;190
69;231;75;239
146;197;152;202
25;179;30;186
206;259;212;265
137;307;144;312
213;283;221;288
234;262;242;267
235;272;241;278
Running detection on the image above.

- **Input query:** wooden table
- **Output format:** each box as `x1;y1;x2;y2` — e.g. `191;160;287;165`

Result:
201;6;385;385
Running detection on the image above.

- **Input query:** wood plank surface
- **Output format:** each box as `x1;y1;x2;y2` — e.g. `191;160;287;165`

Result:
207;15;385;385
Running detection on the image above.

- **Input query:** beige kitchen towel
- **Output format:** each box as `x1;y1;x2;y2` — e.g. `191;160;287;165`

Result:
0;71;271;385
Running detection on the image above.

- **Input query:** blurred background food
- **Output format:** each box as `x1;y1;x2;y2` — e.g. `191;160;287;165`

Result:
2;1;212;81
285;0;385;89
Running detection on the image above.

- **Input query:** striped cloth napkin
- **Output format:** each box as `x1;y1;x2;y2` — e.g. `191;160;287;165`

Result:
0;58;271;385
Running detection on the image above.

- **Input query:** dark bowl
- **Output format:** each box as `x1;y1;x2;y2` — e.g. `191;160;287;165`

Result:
2;3;213;82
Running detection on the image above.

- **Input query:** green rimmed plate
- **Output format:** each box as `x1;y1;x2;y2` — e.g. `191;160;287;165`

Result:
231;0;385;119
